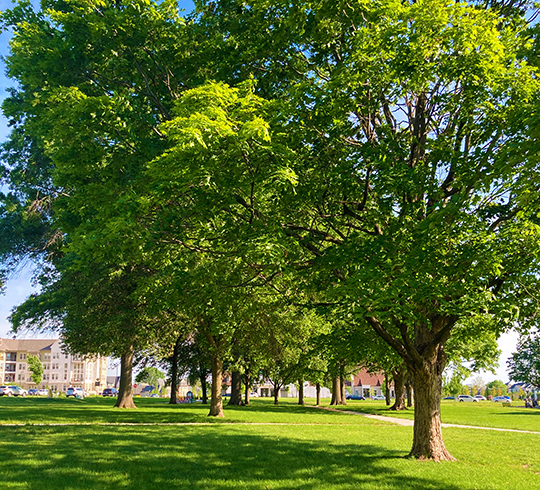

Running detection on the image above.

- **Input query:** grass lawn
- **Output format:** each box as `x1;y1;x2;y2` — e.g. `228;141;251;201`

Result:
0;396;539;489
336;399;540;432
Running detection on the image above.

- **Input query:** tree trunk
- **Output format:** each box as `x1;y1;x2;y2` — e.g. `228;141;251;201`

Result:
115;347;137;409
390;364;406;411
406;383;414;407
316;383;321;406
298;379;304;405
200;368;208;405
272;382;281;405
244;374;250;405
408;349;455;461
209;354;224;417
366;313;457;461
330;376;341;405
169;336;181;405
228;371;243;406
340;375;347;405
384;375;391;406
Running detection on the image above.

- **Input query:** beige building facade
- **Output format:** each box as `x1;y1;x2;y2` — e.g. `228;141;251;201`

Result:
0;338;107;394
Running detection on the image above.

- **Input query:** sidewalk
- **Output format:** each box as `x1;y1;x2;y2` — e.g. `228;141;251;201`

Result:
314;406;540;435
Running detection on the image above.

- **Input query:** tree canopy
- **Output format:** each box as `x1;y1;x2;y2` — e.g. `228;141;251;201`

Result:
1;0;540;461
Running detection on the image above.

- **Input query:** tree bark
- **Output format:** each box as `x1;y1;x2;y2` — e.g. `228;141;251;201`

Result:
366;313;457;460
169;336;181;405
228;370;243;406
408;347;455;461
271;381;281;405
340;375;347;405
384;374;391;406
200;368;208;404
406;384;413;407
115;347;137;409
330;376;341;405
390;364;406;411
298;379;305;405
244;373;250;405
316;383;321;406
209;354;224;417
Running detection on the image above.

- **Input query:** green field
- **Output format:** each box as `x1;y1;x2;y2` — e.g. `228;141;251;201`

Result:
0;397;539;489
337;398;540;432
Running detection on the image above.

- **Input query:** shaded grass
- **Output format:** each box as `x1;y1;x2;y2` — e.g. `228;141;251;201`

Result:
1;422;539;489
0;397;539;489
0;396;377;426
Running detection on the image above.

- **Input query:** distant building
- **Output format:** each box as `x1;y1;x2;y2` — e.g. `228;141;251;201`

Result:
0;338;107;394
507;382;539;397
350;369;393;399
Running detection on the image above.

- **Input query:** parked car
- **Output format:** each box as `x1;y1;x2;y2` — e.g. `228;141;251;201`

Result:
102;388;118;397
0;386;13;396
11;386;28;397
66;387;85;398
457;395;477;402
474;395;487;401
443;396;455;400
493;396;511;403
346;394;366;400
372;395;386;401
37;389;49;396
28;388;38;396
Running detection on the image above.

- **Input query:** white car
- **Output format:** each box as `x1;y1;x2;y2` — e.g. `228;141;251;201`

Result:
0;386;13;396
457;395;478;402
66;387;85;398
37;389;49;396
11;386;28;397
474;395;486;401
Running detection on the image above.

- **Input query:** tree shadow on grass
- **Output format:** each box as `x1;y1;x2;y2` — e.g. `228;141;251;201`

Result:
0;425;464;490
0;397;382;426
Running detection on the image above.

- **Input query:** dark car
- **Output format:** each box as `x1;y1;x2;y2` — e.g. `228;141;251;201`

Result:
345;394;365;400
102;388;118;397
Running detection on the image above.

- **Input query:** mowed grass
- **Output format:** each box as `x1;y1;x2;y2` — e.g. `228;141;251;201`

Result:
338;398;540;432
0;397;539;489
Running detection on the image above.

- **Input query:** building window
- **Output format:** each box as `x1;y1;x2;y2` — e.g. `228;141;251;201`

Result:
19;353;26;360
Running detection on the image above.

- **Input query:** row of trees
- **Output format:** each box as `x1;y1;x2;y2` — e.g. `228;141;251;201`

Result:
1;0;540;461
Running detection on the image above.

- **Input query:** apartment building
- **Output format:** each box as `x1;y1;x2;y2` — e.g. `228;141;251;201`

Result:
0;338;107;394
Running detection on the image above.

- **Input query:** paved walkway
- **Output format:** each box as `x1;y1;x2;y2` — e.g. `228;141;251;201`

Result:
314;406;540;435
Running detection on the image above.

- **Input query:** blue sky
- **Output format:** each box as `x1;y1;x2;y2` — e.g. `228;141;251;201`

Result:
0;0;519;383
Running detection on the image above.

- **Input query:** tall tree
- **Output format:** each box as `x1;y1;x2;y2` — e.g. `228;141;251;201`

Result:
26;354;43;386
508;332;540;390
174;1;540;460
0;0;197;408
